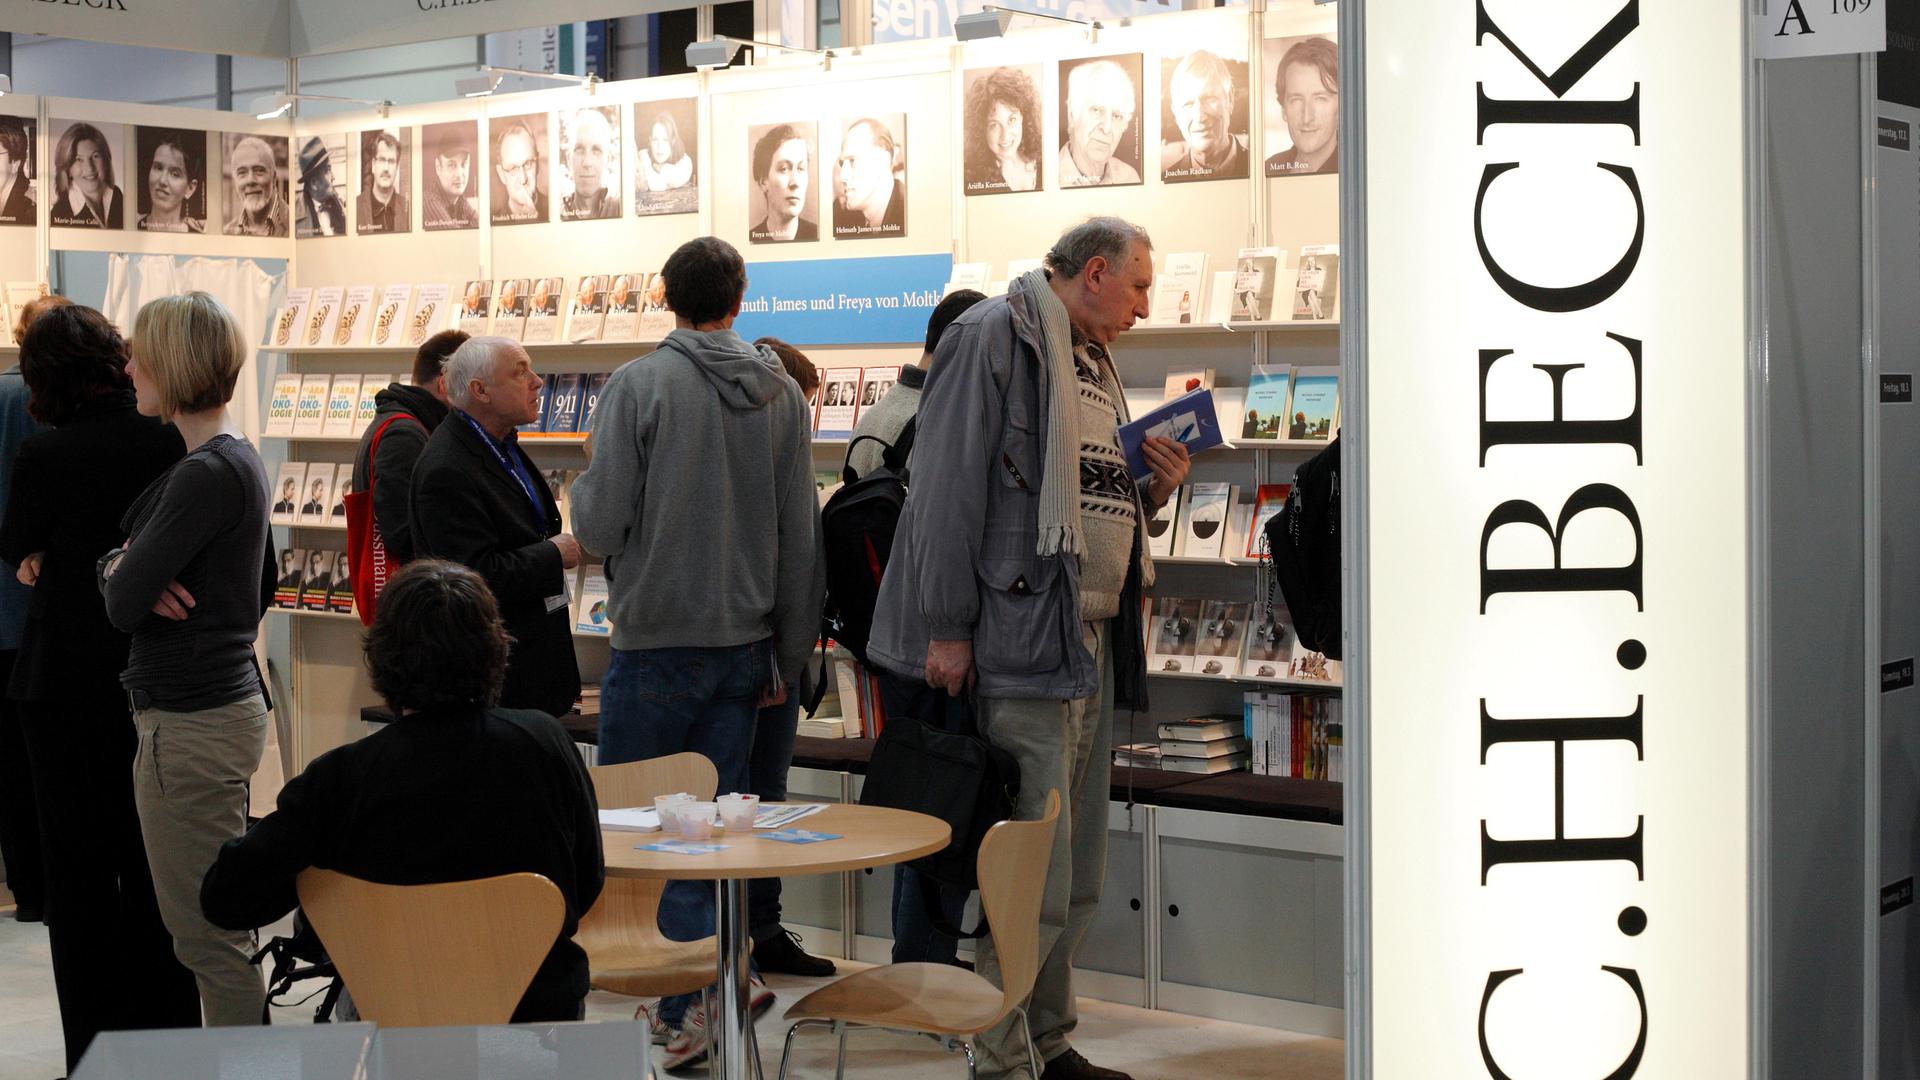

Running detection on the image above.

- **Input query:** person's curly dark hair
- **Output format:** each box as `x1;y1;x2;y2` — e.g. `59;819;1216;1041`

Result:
19;303;132;426
964;67;1042;187
363;560;511;712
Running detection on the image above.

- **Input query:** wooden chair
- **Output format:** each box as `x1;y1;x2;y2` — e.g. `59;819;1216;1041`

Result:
775;790;1062;1079
295;869;563;1028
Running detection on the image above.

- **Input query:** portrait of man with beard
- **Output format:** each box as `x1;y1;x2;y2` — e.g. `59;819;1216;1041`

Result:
1160;49;1250;183
831;115;906;240
1056;55;1143;188
295;134;348;238
221;132;290;237
356;127;411;235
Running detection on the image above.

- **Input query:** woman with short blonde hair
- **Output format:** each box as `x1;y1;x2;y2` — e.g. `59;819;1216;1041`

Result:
99;290;274;1027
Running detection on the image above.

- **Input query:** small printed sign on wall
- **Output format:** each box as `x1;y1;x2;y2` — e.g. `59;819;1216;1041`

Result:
1755;0;1886;60
1883;373;1913;403
1882;657;1915;693
1884;877;1914;916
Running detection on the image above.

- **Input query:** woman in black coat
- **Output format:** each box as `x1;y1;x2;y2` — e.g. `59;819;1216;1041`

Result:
0;305;197;1070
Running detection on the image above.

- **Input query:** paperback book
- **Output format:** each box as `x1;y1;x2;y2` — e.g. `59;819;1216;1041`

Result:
268;287;311;349
457;280;493;336
1151;251;1209;326
320;374;361;437
272;549;306;609
1148;596;1202;674
637;273;675;340
522;276;567;345
369;285;413;348
1246;484;1290;558
1161;368;1214;401
1195;600;1249;677
306;286;344;348
264;374;301;436
565;274;608;343
325;471;352;527
334;286;376;347
1241;612;1290;679
406;284;451;346
602;273;641;341
540;373;587;435
492;278;531;341
269;462;306;526
1146;486;1179;558
576;565;611;635
1118;388;1223;486
816;367;862;438
296;464;335;526
581;373;610;434
1178;482;1233;560
299;551;337;612
292;374;332;437
353;375;384;432
327;557;354;616
1229;247;1284;322
1287;367;1339;441
1240;363;1291;442
1292;245;1339;321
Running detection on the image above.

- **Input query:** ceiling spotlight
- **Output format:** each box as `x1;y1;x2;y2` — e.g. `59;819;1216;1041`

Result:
958;4;1099;41
685;35;833;71
455;73;502;98
455;66;599;98
250;92;393;121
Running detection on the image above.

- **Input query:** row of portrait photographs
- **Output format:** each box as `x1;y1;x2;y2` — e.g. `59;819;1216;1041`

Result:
26;120;295;235
745;115;907;245
960;32;1337;197
293;99;701;239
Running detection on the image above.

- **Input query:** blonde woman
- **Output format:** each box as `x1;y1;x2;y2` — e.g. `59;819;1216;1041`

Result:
98;291;272;1027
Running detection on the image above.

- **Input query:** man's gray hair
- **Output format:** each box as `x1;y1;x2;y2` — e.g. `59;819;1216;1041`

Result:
1045;216;1153;279
444;335;521;409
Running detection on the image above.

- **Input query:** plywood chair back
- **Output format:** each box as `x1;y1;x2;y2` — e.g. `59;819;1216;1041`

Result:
979;789;1062;1013
577;753;721;996
296;868;563;1028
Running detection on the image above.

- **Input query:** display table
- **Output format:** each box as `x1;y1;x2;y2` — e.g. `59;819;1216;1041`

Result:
73;1021;649;1079
603;804;948;1080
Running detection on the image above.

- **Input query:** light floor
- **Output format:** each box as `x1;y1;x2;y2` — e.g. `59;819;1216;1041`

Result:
0;896;1342;1080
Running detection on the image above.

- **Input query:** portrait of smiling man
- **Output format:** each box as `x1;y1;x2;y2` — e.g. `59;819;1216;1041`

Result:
490;114;549;226
222;133;289;238
1264;33;1339;178
560;106;620;221
1058;55;1143;188
831;116;906;239
356;127;410;235
1160;49;1249;183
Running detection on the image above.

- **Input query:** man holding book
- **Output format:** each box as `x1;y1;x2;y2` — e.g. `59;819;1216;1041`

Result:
868;217;1188;1080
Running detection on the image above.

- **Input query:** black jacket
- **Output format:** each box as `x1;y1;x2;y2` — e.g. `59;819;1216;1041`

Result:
350;384;449;566
0;396;184;700
409;413;580;717
201;704;605;1023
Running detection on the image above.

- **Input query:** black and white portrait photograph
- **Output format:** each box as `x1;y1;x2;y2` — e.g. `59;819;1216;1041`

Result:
51;120;124;229
295;133;348;238
962;66;1041;196
490;113;549;226
422;120;478;231
559;105;620;221
748;122;817;244
1057;55;1142;188
1160;48;1251;183
220;132;290;237
633;99;697;216
832;115;906;240
1263;33;1339;178
134;127;207;234
0;117;37;226
355;127;410;235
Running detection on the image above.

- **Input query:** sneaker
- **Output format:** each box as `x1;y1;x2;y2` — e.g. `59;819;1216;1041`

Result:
1043;1048;1134;1080
659;1002;710;1071
749;975;776;1021
634;1002;671;1046
754;927;837;977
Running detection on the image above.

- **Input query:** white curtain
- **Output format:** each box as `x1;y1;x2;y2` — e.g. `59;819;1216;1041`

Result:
104;253;282;440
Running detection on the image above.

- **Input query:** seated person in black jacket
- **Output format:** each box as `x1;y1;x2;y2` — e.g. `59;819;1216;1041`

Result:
199;559;604;1022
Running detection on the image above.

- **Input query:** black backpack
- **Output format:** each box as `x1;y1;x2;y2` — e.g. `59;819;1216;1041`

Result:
1264;434;1342;659
818;418;917;666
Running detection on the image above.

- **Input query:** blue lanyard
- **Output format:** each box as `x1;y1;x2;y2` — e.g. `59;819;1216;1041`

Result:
458;410;546;528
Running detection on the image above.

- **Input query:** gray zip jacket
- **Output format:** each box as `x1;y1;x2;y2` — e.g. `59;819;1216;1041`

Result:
571;328;823;684
867;278;1150;706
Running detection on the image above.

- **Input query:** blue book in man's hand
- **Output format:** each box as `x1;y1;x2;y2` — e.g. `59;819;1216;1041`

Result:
1118;387;1223;485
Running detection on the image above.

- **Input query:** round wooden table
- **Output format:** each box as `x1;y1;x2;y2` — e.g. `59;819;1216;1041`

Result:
602;804;949;1080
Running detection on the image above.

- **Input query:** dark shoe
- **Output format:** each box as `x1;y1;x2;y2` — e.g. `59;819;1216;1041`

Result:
12;903;42;923
951;957;974;972
753;927;837;977
1044;1048;1134;1080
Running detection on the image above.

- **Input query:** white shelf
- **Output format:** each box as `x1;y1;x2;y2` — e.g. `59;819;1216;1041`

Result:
1155;554;1263;567
280;521;346;531
269;604;616;641
264;432;588;446
1148;668;1342;692
1125;319;1338;336
266;340;659;355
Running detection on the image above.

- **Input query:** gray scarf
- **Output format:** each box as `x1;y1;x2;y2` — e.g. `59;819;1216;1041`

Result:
1019;269;1083;558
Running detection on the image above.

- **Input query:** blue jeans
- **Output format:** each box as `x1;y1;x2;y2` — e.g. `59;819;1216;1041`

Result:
599;639;772;1024
747;689;799;944
876;674;976;965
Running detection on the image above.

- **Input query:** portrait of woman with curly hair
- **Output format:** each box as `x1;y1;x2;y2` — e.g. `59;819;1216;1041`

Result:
962;65;1042;195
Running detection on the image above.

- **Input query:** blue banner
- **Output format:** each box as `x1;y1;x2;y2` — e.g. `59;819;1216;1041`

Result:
735;253;955;346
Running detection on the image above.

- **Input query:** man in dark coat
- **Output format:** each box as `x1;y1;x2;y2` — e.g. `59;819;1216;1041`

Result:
351;329;464;566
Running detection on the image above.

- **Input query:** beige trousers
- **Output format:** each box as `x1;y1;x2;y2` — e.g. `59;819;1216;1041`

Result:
132;694;269;1027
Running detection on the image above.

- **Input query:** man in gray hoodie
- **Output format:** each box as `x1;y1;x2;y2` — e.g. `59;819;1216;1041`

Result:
570;235;821;1067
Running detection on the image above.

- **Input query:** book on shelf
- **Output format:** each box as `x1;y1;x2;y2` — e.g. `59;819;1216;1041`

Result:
565;274;608;343
602;273;641;341
1159;715;1244;742
1194;600;1249;677
296;463;335;526
1151;251;1209;326
270;461;306;526
576;565;611;635
1229;247;1285;322
516;375;553;435
798;716;846;739
833;657;863;738
353;375;384;432
1146;485;1179;557
1118;386;1223;486
327;557;354;616
1161;367;1214;402
1;283;45;343
292;374;332;436
1161;736;1250;759
1240;610;1290;680
637;273;675;340
406;284;452;346
536;373;587;436
1292;244;1339;321
1113;742;1163;768
324;471;352;527
1287;366;1339;441
334;286;376;347
264;374;301;436
457;280;493;337
522;276;567;345
1246;484;1290;558
492;278;531;341
816;367;862;438
268;287;312;350
946;262;990;295
1177;482;1233;560
299;551;337;612
1240;363;1291;442
1161;753;1249;775
1226;499;1253;562
1148;596;1202;674
306;286;344;348
1243;694;1342;780
857;367;900;415
272;549;306;609
320;374;361;437
581;373;610;434
369;285;413;348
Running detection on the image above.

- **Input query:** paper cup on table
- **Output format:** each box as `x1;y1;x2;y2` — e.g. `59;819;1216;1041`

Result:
679;802;718;841
654;793;694;836
717;793;760;831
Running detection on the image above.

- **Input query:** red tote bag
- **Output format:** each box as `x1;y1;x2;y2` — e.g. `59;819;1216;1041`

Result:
343;415;417;626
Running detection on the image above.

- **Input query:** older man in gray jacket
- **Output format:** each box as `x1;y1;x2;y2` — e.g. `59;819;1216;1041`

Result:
868;217;1189;1080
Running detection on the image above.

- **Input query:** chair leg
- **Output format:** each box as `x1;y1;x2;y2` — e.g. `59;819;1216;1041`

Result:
960;1039;977;1080
747;1010;765;1080
1014;1006;1041;1080
778;1019;829;1080
834;1020;850;1080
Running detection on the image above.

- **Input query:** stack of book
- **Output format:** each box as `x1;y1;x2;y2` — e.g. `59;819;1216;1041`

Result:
1156;714;1251;775
1112;743;1164;769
